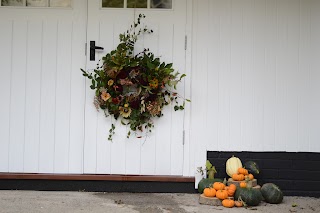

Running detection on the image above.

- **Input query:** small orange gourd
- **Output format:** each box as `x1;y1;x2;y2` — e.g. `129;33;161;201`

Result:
232;173;238;180
239;174;245;180
216;190;229;200
203;187;216;197
240;181;247;188
222;199;235;208
235;200;244;207
229;184;237;191
238;168;249;175
213;182;225;191
225;187;235;196
248;174;254;180
232;173;245;181
235;197;245;207
225;184;237;196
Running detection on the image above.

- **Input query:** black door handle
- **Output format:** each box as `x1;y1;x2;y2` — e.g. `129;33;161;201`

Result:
90;41;104;61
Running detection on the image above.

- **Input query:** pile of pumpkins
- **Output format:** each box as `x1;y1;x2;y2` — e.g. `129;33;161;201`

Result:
203;181;244;208
200;156;284;208
226;156;258;182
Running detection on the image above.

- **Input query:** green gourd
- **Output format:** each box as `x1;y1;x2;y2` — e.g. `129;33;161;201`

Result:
244;161;260;176
234;187;263;206
261;183;283;204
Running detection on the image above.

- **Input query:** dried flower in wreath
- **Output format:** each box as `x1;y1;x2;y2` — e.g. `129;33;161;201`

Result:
81;14;190;141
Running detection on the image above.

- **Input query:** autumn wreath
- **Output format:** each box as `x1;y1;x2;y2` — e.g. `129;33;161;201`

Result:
82;14;188;140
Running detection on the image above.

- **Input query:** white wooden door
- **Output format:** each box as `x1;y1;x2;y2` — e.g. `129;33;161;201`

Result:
84;0;187;175
0;0;87;173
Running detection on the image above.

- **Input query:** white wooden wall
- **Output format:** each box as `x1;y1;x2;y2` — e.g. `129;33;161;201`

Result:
0;1;87;173
83;1;187;176
1;0;320;177
0;0;188;176
191;0;320;174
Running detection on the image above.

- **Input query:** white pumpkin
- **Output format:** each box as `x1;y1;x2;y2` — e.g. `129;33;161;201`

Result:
226;156;243;177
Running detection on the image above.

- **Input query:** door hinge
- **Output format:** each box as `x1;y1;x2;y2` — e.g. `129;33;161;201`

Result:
182;130;185;145
85;43;87;56
184;35;187;50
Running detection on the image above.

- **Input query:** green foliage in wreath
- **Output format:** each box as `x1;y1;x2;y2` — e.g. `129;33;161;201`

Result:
82;14;189;141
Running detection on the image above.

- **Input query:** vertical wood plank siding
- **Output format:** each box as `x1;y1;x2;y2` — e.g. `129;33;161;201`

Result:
191;0;320;182
0;1;187;175
191;0;320;157
1;0;320;177
0;3;87;174
83;1;187;176
0;20;13;172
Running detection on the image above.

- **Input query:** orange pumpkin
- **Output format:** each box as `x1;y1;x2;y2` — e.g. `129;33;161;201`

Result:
232;173;245;181
213;182;225;191
229;184;237;191
239;174;245;180
235;200;244;207
248;174;254;180
222;199;235;208
226;188;236;197
240;181;247;188
232;173;238;180
225;184;237;196
203;187;216;197
238;168;249;175
216;190;228;200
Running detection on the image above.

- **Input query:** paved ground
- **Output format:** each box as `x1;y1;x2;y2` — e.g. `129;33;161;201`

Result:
0;190;319;213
